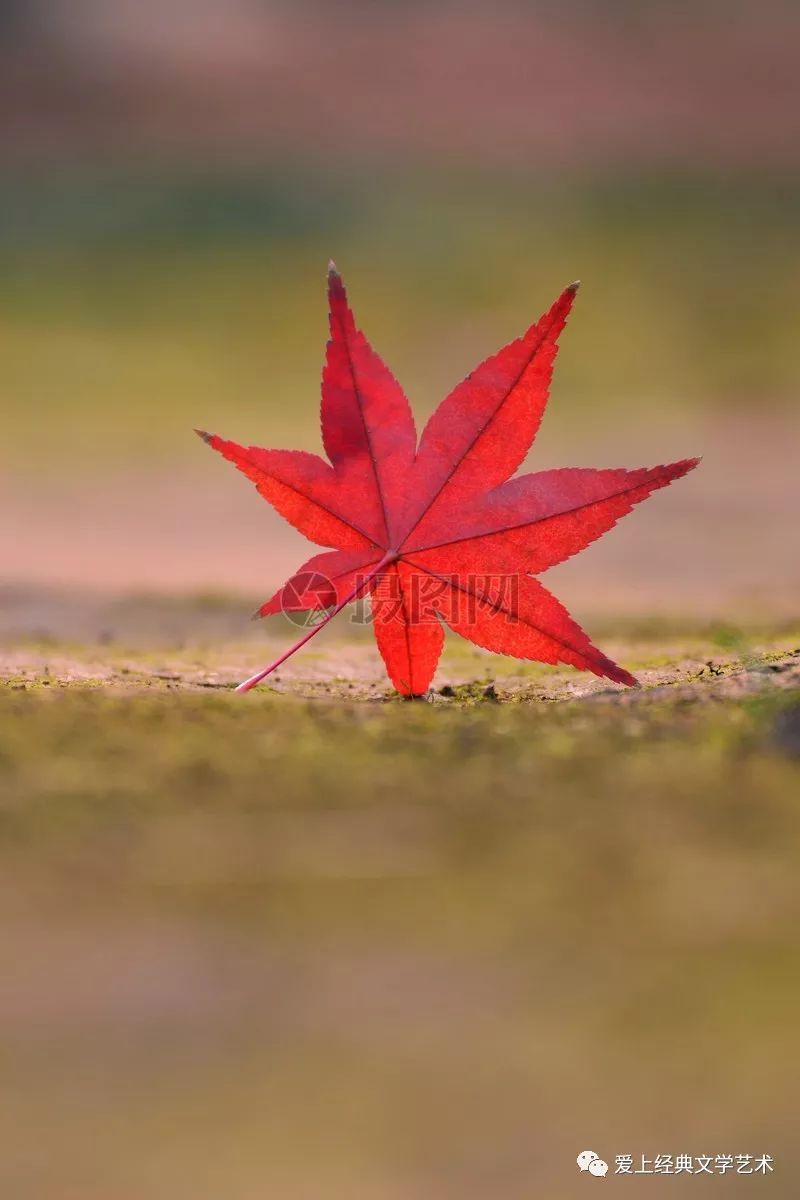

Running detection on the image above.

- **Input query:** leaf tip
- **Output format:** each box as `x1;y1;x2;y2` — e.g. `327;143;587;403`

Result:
604;661;638;688
672;455;702;478
327;259;340;278
566;279;581;294
194;428;214;444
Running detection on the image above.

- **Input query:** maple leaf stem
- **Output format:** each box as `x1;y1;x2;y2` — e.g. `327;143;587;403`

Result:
234;554;394;694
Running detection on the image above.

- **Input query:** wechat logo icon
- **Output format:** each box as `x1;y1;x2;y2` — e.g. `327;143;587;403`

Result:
577;1151;609;1177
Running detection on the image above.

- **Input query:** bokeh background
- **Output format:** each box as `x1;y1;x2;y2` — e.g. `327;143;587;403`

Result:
2;3;799;1197
2;0;799;611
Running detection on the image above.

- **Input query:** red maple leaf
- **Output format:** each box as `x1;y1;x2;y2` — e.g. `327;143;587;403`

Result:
198;265;698;696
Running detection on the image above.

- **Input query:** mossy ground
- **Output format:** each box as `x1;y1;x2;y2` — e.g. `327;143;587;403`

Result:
2;592;799;1198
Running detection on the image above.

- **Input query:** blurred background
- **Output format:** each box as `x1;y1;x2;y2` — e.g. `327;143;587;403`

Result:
2;3;800;1198
2;0;798;612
